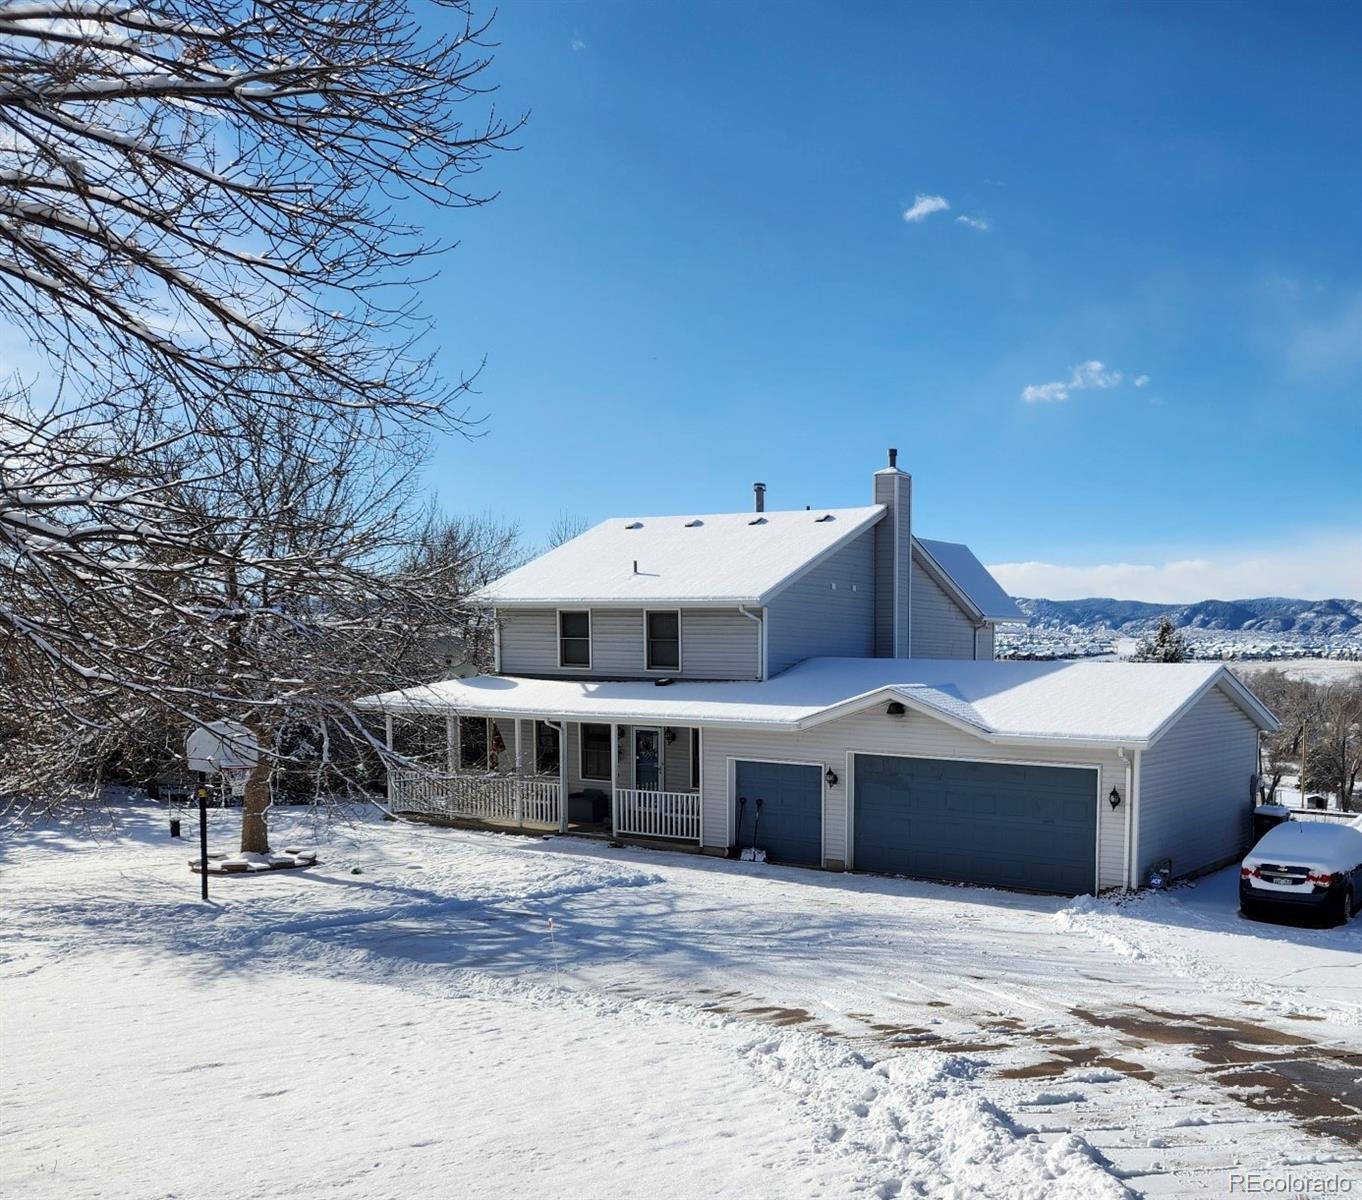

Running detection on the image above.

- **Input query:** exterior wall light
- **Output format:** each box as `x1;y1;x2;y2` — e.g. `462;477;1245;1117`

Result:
1108;787;1122;810
825;768;839;788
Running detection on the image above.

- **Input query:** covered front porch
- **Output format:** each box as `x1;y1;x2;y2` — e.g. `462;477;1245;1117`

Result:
383;712;702;844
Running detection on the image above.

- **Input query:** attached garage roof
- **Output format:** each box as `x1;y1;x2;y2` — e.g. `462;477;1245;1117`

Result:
358;657;1278;749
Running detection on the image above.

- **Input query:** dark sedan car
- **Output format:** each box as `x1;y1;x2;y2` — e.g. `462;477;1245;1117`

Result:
1240;818;1362;926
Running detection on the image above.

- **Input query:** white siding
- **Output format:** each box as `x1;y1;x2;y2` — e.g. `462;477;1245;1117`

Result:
497;607;759;680
662;727;699;791
975;624;995;661
700;706;1129;890
1138;685;1259;882
765;528;875;674
909;554;978;659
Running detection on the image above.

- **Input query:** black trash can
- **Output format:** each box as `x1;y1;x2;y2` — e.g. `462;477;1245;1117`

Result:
1251;805;1289;843
170;817;182;838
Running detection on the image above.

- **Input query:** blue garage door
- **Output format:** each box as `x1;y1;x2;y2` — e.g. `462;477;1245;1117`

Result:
733;760;822;867
853;756;1096;894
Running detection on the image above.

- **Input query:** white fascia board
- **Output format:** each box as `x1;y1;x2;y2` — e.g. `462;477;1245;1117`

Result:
480;597;766;608
753;506;887;605
353;691;800;731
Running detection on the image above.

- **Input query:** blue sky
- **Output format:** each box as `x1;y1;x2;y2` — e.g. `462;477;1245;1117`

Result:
423;0;1362;601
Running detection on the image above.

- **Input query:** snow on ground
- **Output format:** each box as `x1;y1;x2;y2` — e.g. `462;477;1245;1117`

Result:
1231;658;1362;684
3;802;1361;1200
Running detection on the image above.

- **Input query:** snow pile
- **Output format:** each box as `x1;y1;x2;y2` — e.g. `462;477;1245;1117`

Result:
1055;871;1362;1023
736;1034;1123;1199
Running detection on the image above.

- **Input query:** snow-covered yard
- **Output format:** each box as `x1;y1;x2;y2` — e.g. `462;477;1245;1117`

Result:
3;802;1360;1199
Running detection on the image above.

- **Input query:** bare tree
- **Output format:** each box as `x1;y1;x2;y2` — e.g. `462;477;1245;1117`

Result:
1307;681;1362;812
0;3;520;840
0;1;516;422
398;507;525;673
546;510;588;549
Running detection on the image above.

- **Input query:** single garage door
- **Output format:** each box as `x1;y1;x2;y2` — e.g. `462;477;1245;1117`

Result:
852;756;1096;894
733;760;822;866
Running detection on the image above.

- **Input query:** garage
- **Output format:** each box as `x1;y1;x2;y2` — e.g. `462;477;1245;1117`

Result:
733;760;822;866
852;755;1097;894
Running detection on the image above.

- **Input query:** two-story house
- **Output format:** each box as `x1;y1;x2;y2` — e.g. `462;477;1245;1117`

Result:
360;451;1278;895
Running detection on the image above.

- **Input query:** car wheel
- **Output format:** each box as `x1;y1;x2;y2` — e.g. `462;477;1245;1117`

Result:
1335;885;1355;927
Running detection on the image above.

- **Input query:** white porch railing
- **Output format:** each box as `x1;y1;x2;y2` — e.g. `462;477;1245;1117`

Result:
615;788;701;841
390;768;561;828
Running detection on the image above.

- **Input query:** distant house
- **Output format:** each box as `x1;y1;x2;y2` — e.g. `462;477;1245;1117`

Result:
360;451;1279;894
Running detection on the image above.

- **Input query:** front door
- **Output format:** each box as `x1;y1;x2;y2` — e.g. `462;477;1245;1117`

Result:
633;728;662;791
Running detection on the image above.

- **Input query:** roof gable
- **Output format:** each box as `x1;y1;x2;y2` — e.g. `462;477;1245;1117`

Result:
914;538;1024;622
473;506;885;607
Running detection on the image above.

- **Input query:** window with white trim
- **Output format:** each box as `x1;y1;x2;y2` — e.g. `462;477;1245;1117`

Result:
645;610;680;671
559;610;591;668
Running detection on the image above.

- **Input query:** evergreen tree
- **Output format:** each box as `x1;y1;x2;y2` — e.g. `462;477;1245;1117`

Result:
1133;617;1190;663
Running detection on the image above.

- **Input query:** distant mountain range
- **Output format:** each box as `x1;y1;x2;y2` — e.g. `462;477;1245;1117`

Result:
1014;597;1362;637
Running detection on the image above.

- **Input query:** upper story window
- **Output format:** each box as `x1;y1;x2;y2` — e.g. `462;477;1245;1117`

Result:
645;610;680;671
558;610;591;668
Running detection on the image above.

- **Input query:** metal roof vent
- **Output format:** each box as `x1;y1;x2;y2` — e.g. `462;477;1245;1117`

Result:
815;513;835;522
748;516;767;526
685;519;703;528
625;521;643;530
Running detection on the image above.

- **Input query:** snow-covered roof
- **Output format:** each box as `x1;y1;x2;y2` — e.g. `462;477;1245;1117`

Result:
358;657;1278;748
472;507;885;606
915;538;1024;622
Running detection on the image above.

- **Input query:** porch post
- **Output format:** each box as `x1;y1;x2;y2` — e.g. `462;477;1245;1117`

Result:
514;718;526;827
445;714;457;774
384;712;395;806
558;722;569;833
610;721;619;837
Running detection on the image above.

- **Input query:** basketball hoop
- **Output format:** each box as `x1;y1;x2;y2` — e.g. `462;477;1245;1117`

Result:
221;767;251;799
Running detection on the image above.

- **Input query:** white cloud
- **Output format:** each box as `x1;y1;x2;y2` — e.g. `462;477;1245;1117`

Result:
1134;374;1150;387
987;530;1362;603
954;215;991;232
570;36;586;51
1020;359;1123;404
902;194;950;223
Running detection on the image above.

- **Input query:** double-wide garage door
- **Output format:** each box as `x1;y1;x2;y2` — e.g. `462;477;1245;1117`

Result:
853;755;1097;894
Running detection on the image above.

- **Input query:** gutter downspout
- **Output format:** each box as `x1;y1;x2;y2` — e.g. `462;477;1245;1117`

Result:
738;605;765;681
1131;749;1142;888
1117;747;1134;890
